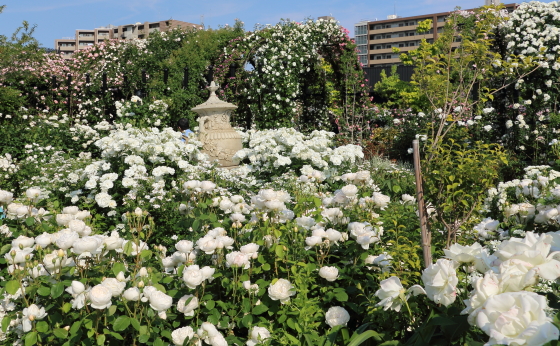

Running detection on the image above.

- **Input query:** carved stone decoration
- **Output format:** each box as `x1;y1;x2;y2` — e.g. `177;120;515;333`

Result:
191;81;243;167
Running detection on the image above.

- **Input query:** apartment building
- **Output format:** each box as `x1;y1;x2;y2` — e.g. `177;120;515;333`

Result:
356;3;516;67
55;20;201;59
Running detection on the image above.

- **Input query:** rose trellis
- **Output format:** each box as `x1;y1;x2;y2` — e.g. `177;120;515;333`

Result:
213;18;370;132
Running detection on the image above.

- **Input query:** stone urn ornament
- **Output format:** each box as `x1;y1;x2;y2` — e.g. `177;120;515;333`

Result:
191;81;243;167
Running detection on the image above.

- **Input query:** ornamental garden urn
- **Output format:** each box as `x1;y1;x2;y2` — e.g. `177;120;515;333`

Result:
191;81;243;167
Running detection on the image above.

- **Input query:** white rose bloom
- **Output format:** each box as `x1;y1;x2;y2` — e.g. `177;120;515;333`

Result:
183;265;204;289
12;235;35;249
122;287;141;301
375;276;425;312
22;304;48;332
196;236;218;255
149;290;173;314
26;187;41;202
325;306;350;328
177;294;199;316
226;251;251;269
172;326;199;346
319;266;339;281
325;228;342;242
247;326;271;346
89;284;112;309
305;236;323;250
101;278;126;297
104;232;124;251
55;230;80;250
175;240;194;254
68;219;86;235
200;266;215;281
35;232;52;248
268;278;296;303
200;181;216;192
421;259;458;306
72;236;103;255
341;184;358;198
240;243;259;259
444;242;483;263
476;292;559;346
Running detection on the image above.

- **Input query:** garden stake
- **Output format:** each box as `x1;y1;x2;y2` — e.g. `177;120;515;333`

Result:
413;140;431;268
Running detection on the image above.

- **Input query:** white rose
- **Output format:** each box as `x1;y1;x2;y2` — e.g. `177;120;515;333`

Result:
12;235;35;249
89;285;112;309
247;326;271;346
476;292;559;346
318;266;339;281
421;259;458;307
341;184;358;198
35;233;52;248
122;287;141;301
268;278;296;304
148;290;173;312
200;181;216;192
22;304;47;332
175;240;194;254
183;265;204;289
72;236;103;255
325;306;350;328
104;233;124;251
55;230;80;250
101;278;126;297
26;187;41;202
444;242;483;263
240;243;259;259
172;326;198;346
177;294;199;316
226;251;250;269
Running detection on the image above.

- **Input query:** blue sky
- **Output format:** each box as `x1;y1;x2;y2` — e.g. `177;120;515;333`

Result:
1;0;519;48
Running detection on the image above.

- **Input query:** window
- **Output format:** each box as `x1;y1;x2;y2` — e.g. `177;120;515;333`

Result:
399;33;404;37
376;45;381;49
399;23;404;27
375;25;381;29
399;43;404;47
138;25;144;30
138;35;145;39
376;56;382;60
149;23;160;29
409;42;416;46
114;29;118;33
385;24;391;28
123;27;128;32
375;35;381;39
385;45;391;49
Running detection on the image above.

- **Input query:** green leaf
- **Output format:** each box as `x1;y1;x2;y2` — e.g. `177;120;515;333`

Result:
62;303;72;313
252;304;268;315
112;262;126;277
140;250;152;259
36;321;49;333
2;315;10;333
37;285;51;296
54;328;69;339
275;245;285;258
70;321;81;336
97;334;105;346
113;316;130;332
335;290;348;302
242;314;253;328
348;330;383;346
192;219;201;232
51;282;65;298
25;217;35;226
138;334;150;343
262;263;271;271
25;332;37;346
154;338;165;346
209;213;217;222
0;244;11;255
5;280;20;295
130;317;141;331
392;185;401;193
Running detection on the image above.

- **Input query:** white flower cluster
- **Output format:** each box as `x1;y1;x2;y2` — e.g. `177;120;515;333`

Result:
234;128;363;175
0;153;18;179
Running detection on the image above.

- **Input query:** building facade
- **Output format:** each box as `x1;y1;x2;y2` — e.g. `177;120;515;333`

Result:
55;20;201;59
355;3;516;67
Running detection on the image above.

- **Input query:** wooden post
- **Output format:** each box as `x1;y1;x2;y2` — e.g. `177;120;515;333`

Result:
413;139;432;268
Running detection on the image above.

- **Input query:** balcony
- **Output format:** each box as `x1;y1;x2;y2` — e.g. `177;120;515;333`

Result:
370;34;432;45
